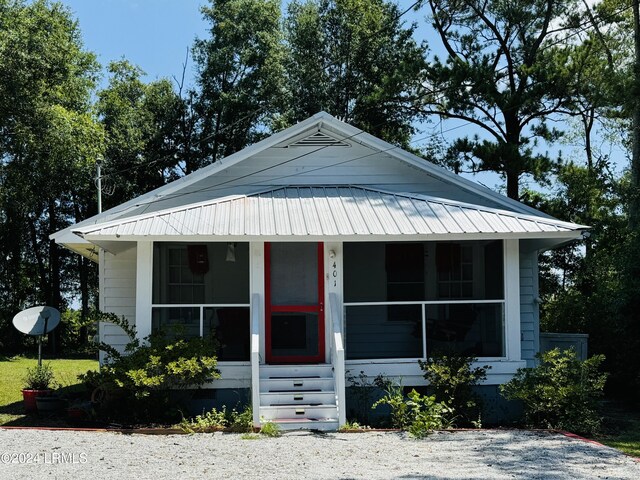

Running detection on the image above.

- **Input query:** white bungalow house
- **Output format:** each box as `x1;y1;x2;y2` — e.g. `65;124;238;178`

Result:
52;112;586;430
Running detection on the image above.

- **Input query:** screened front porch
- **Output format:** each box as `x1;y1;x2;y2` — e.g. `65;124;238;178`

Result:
147;239;512;366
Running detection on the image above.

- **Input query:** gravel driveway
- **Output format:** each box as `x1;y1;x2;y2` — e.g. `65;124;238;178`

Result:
1;429;638;479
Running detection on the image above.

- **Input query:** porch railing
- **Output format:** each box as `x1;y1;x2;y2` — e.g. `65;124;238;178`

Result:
250;293;261;428
329;292;346;427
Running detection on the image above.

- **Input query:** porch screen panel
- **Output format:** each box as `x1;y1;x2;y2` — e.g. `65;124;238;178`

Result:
153;242;249;304
152;243;250;356
152;307;200;340
426;303;504;357
203;307;250;361
344;240;506;360
345;305;423;359
270;242;318;306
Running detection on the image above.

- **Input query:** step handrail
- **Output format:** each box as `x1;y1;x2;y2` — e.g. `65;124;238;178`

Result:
251;293;261;428
329;292;346;426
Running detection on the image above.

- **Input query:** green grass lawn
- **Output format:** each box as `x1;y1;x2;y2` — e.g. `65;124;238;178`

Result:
596;401;640;458
0;356;97;426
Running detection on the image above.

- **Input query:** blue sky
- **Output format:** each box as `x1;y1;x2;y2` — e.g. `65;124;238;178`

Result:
60;0;611;192
61;1;432;88
62;0;209;87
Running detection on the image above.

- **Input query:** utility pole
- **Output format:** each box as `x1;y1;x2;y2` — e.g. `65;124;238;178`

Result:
631;0;640;230
96;156;103;214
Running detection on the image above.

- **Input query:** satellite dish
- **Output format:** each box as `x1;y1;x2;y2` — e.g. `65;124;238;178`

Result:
12;306;61;336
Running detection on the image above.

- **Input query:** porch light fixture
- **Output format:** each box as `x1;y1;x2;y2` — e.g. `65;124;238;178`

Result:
329;250;336;259
226;242;236;262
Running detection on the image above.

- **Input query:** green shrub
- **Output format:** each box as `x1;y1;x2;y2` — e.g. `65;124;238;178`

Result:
179;408;227;433
259;420;281;437
372;377;452;437
500;348;607;435
24;363;55;390
338;421;371;431
419;354;489;427
227;405;253;433
79;313;220;423
346;370;376;425
372;376;410;429
406;390;453;438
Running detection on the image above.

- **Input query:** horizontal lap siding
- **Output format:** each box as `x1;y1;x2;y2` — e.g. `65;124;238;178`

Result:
100;248;137;363
519;250;539;366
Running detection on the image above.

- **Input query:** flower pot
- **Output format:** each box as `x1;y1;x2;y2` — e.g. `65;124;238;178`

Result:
22;389;52;413
35;395;66;413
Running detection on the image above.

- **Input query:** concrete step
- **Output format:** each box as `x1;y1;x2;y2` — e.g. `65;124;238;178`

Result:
268;418;339;432
260;391;336;407
260;377;334;393
260;404;338;421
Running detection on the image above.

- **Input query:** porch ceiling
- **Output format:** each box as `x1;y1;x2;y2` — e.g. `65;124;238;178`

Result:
72;186;588;242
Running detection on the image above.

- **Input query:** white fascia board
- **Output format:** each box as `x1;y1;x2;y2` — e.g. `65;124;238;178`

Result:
82;230;584;244
50;113;330;241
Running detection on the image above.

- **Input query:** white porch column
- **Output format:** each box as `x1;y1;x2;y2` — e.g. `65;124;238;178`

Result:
135;241;153;341
504;239;522;361
250;242;265;428
324;241;343;361
250;242;265;359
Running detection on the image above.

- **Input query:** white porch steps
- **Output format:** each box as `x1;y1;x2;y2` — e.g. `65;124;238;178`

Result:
259;364;339;431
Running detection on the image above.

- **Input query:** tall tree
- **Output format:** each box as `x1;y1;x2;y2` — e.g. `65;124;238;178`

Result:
193;0;286;164
96;60;185;209
283;0;427;147
416;0;581;199
0;0;102;352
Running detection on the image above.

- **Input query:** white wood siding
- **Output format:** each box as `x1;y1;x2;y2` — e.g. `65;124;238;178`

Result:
99;247;136;363
519;250;540;366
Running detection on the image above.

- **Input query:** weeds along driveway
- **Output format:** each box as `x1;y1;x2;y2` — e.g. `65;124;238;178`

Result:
1;429;638;480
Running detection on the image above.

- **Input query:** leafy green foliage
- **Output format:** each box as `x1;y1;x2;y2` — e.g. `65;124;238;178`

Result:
226;405;253;433
259;420;281;437
419;354;489;427
179;404;253;433
0;0;103;355
372;377;452;436
79;314;220;423
23;363;55;390
179;408;227;433
500;348;608;435
193;0;286;162
282;0;426;146
417;0;581;199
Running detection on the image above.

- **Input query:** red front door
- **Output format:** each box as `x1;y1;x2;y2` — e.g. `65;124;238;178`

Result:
265;242;325;363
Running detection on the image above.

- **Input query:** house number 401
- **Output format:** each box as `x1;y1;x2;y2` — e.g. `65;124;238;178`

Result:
332;261;338;287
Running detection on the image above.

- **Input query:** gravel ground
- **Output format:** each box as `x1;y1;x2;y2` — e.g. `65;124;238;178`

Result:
1;429;639;480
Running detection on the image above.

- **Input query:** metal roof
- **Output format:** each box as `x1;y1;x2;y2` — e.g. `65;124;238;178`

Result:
73;186;587;240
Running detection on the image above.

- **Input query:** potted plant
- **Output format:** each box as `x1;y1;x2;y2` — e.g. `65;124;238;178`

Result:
35;393;67;414
22;363;55;413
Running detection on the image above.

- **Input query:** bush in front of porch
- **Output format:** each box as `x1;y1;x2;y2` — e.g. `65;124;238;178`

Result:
79;313;220;424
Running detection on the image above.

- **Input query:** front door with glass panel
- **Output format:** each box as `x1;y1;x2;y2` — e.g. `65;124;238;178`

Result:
265;242;324;363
